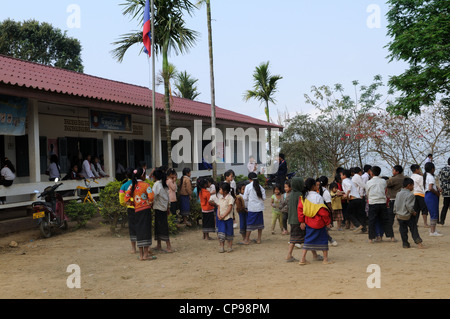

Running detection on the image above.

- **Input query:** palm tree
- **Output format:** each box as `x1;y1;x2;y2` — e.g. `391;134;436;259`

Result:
174;71;201;100
111;0;199;168
243;61;283;157
197;0;217;178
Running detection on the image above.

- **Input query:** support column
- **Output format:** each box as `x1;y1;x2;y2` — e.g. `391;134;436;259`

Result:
103;131;114;180
28;99;40;184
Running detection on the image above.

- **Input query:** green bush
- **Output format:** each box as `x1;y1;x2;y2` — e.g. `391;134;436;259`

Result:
98;180;128;232
65;200;98;228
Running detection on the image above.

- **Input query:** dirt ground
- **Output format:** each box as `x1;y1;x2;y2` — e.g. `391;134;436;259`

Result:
0;193;449;300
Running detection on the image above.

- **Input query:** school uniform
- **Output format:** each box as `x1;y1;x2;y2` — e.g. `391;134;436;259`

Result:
411;173;428;221
217;194;235;242
342;178;365;229
424;173;439;225
243;182;266;231
365;176;394;240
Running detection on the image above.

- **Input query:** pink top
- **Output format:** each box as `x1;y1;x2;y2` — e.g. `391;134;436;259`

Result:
167;178;177;203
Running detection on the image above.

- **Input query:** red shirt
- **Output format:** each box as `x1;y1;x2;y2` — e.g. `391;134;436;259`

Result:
298;198;332;230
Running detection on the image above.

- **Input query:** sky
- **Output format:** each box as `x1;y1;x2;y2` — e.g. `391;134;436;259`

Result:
0;0;408;123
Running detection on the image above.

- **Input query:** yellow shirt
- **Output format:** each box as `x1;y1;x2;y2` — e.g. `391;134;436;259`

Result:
330;191;343;210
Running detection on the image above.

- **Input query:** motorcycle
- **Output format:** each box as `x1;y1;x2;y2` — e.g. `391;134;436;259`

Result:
266;172;297;187
32;180;68;238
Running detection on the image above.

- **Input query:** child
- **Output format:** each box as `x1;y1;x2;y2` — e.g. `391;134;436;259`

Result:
178;167;193;226
285;177;305;262
394;178;424;249
198;178;216;240
329;182;344;231
242;172;266;245
423;162;442;236
217;182;235;253
298;178;333;265
224;170;238;229
152;168;173;253
280;180;292;235
235;182;248;241
125;167;156;261
271;184;284;234
166;168;178;223
119;167;136;254
366;166;395;243
410;164;429;227
318;176;338;247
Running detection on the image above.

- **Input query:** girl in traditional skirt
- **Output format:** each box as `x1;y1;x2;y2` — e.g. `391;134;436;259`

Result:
153;168;174;253
178;167;193;226
119;168;136;254
125;167;156;261
285;177;305;262
198;178;216;240
217;182;235;253
242;172;266;244
298;178;333;265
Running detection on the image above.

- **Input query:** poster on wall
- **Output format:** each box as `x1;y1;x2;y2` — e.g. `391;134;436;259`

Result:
0;94;28;136
89;110;132;133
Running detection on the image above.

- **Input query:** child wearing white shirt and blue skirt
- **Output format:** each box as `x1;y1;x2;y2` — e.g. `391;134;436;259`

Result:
243;173;266;245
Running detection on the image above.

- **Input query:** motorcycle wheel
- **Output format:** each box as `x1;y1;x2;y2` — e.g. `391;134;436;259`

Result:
39;216;52;238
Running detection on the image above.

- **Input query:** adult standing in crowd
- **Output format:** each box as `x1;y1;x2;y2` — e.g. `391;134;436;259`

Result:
438;157;450;225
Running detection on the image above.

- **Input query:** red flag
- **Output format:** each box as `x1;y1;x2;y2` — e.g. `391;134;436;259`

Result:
143;0;151;56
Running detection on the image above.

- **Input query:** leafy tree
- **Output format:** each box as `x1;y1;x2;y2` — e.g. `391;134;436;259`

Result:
243;61;283;157
385;0;450;118
174;70;201;100
112;0;199;168
0;19;84;72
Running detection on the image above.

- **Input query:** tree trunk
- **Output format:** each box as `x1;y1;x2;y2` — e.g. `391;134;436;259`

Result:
207;0;217;179
266;101;272;162
162;42;173;168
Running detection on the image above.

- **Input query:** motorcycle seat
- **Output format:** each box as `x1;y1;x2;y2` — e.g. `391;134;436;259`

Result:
32;201;52;208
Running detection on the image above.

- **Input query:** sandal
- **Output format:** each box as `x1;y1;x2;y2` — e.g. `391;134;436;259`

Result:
286;257;298;263
299;260;310;266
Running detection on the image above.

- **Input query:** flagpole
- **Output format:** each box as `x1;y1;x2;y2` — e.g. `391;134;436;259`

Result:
151;0;156;169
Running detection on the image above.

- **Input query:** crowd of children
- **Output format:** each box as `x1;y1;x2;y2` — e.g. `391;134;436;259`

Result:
118;157;450;264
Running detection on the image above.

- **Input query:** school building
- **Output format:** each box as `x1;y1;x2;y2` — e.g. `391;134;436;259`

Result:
0;55;281;233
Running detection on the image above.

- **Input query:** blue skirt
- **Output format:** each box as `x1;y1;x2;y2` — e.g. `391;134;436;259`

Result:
303;225;329;251
238;212;248;235
425;192;439;221
247;211;264;231
217;218;234;242
179;195;190;217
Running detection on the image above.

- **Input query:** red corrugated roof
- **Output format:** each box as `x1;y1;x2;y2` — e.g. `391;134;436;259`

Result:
0;55;282;129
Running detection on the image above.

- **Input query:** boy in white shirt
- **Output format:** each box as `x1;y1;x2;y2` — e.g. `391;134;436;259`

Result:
340;169;366;233
410;164;429;227
365;166;395;243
